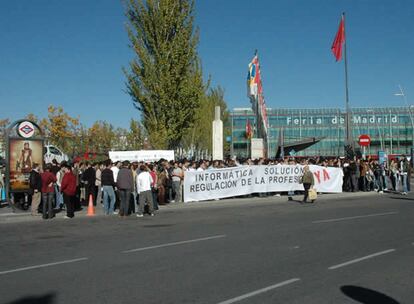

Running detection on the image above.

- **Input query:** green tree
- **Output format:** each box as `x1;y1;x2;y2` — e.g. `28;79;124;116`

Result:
0;119;10;156
124;0;205;149
126;119;144;150
183;86;230;155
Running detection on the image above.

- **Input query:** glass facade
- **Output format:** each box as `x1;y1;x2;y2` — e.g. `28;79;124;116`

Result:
231;106;414;157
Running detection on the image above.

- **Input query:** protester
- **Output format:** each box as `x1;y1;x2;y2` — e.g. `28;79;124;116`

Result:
157;165;167;205
111;161;122;212
117;161;134;217
300;165;314;203
101;160;116;215
60;163;77;218
287;158;296;201
148;164;158;210
82;162;96;205
172;162;183;203
29;163;42;216
41;164;57;219
400;157;409;195
136;164;155;217
131;162;139;214
95;162;103;205
55;164;65;210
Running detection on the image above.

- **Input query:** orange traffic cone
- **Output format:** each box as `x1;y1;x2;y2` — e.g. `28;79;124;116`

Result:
87;194;95;216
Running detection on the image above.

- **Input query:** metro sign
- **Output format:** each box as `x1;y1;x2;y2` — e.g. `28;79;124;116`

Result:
17;121;35;138
358;134;371;147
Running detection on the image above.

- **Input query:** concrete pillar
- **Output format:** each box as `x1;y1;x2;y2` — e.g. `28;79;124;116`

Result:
212;106;223;160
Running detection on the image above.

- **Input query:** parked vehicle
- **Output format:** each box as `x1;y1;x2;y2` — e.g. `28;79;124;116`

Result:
44;145;69;164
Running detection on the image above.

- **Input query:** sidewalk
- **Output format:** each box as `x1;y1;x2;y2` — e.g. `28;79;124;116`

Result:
0;190;388;224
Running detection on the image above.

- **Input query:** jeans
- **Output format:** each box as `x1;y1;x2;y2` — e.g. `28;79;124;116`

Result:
131;191;138;213
102;186;116;215
350;174;358;191
172;181;182;203
119;189;131;216
138;190;154;214
42;192;54;219
402;174;408;193
382;175;388;189
96;185;102;205
55;185;63;208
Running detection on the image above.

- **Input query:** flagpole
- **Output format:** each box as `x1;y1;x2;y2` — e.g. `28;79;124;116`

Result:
254;49;260;140
343;12;352;150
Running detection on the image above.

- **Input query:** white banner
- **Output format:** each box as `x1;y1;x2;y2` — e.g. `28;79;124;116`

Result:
184;165;343;202
109;150;174;163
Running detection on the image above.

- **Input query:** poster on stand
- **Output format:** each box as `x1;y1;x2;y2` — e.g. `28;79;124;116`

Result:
9;139;43;192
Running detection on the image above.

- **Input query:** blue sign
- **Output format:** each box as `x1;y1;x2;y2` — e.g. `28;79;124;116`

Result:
378;151;387;164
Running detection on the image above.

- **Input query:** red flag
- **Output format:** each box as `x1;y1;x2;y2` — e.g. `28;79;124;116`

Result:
331;15;345;61
245;120;252;139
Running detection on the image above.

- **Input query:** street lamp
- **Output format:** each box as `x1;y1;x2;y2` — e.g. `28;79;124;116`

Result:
367;109;384;151
394;85;414;150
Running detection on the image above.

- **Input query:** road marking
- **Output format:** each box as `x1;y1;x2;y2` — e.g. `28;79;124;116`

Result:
312;211;398;223
123;234;227;253
0;257;89;275
328;249;396;270
217;278;301;304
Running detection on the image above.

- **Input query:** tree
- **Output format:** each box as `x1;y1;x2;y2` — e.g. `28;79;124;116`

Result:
40;106;80;154
182;86;230;156
124;0;205;149
126;119;144;150
87;121;116;153
0;119;10;156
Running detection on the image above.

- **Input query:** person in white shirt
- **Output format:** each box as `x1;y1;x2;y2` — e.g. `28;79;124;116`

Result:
111;162;121;182
136;164;155;217
197;162;206;172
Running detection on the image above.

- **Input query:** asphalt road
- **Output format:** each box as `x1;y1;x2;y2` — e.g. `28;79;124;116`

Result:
0;192;413;304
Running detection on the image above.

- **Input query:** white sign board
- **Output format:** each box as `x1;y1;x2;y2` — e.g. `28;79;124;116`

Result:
109;150;174;163
184;165;343;202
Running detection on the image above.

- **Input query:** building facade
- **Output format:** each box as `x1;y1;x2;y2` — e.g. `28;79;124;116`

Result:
231;106;414;158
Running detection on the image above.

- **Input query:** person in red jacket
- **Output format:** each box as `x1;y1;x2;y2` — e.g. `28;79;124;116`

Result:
60;163;77;218
41;164;57;219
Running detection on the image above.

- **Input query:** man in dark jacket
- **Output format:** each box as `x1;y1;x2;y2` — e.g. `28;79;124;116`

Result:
82;162;96;205
101;160;116;215
116;161;134;216
29;163;42;216
61;164;77;218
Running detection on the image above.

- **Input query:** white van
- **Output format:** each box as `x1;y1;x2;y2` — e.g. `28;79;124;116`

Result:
44;145;69;164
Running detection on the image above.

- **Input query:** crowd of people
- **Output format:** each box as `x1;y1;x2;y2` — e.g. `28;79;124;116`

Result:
26;155;411;220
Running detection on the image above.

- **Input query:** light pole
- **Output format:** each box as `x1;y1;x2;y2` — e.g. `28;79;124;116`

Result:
394;85;414;148
367;109;384;151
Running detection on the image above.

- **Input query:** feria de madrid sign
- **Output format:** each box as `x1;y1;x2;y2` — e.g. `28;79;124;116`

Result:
286;114;398;126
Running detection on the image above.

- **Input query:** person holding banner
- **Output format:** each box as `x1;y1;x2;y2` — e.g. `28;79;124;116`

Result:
300;165;315;203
